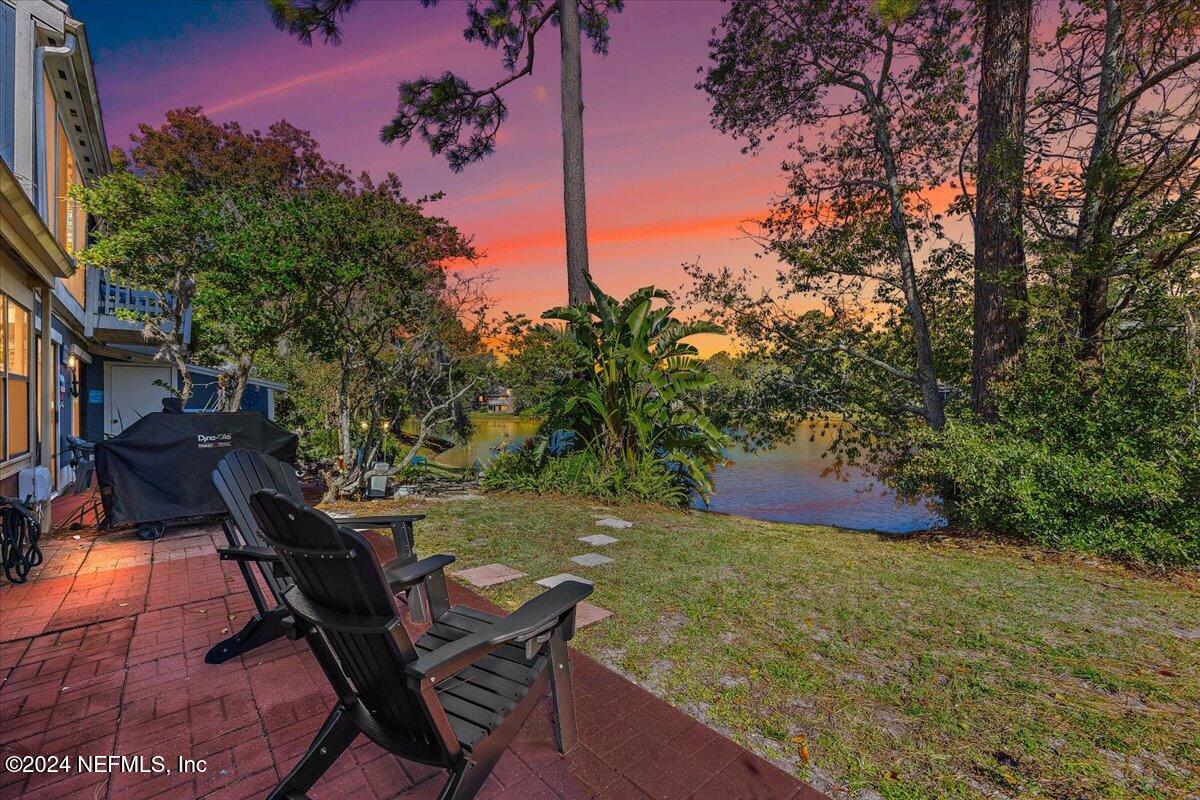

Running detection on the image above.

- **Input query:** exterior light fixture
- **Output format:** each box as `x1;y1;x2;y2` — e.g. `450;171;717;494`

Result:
66;354;80;397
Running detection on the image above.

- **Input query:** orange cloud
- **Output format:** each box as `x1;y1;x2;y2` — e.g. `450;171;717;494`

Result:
477;210;765;265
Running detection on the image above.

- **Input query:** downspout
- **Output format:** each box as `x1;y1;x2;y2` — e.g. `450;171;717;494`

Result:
32;33;75;534
33;33;76;218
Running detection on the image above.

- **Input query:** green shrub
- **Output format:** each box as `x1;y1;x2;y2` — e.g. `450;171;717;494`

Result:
482;449;690;506
896;423;1198;564
893;345;1200;565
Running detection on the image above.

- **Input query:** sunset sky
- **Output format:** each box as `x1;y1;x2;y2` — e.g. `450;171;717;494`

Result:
69;0;801;352
71;0;978;355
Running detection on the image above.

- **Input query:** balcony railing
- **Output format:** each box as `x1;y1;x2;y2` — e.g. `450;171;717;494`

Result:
85;267;192;344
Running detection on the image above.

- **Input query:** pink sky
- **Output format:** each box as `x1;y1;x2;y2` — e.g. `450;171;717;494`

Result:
86;1;804;353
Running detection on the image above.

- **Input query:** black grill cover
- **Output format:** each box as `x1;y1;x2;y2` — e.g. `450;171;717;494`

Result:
96;412;298;527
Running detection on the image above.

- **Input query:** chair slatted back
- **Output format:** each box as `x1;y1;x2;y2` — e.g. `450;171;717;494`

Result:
213;450;304;600
213;450;304;549
248;489;453;760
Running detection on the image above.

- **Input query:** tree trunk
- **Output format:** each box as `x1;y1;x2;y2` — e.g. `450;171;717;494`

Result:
560;0;591;306
1070;0;1126;364
972;0;1031;420
216;352;253;412
871;106;947;431
1076;274;1111;363
337;358;353;466
1183;301;1198;424
165;336;192;402
229;352;252;411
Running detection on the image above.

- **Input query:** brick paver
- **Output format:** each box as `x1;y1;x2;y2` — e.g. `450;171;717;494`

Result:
0;503;829;800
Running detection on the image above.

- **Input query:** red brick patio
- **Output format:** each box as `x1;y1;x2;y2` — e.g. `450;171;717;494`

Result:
0;513;828;800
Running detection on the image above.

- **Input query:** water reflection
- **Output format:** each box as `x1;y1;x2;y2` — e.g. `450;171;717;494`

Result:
435;416;541;469
436;416;942;533
701;423;943;533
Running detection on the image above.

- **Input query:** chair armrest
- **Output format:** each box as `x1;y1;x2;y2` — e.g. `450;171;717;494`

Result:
383;554;455;592
217;545;280;564
407;580;593;686
337;514;426;528
338;515;426;561
283;587;401;634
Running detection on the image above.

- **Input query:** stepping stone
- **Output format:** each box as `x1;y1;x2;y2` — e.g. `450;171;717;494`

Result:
571;553;614;567
453;564;526;588
595;517;633;529
574;601;613;630
578;533;619;547
536;573;594;588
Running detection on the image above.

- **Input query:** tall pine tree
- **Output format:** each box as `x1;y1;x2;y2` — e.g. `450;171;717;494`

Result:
268;0;625;306
971;0;1032;420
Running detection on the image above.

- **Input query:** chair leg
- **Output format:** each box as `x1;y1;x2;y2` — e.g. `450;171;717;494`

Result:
204;606;290;664
437;763;468;800
268;703;360;800
438;750;502;800
548;629;578;753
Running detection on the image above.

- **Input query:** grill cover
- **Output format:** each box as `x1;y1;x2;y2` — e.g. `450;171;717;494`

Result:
96;412;298;527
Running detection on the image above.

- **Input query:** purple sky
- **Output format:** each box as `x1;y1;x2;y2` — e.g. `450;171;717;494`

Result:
77;1;805;351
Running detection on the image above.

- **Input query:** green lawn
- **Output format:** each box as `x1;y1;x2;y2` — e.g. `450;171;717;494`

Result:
327;493;1200;800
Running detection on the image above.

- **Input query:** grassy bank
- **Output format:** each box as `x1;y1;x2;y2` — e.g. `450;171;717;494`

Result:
327;493;1200;800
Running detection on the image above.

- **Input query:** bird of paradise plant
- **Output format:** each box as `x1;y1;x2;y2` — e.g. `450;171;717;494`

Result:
534;277;731;502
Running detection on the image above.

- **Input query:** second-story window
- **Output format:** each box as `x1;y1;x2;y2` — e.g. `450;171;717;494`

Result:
60;124;86;306
42;68;88;306
42;73;58;229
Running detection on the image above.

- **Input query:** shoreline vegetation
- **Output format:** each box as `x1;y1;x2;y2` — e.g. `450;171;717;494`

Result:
324;492;1200;800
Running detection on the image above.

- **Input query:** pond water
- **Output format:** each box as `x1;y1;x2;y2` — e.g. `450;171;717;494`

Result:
437;416;942;533
702;423;944;533
435;416;542;469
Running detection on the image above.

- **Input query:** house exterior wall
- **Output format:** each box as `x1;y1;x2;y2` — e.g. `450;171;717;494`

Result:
82;351;103;439
184;373;277;419
0;161;66;504
1;2;109;511
5;3;284;504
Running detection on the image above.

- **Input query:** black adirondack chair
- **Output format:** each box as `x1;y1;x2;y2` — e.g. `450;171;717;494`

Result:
206;449;428;664
240;489;592;800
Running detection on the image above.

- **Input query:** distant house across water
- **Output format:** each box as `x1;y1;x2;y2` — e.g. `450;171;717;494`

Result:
477;386;514;414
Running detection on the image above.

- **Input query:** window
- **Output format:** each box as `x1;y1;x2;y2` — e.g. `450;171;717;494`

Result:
42;74;57;230
42;74;88;305
2;295;31;459
60;129;87;305
57;121;71;242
